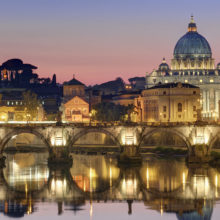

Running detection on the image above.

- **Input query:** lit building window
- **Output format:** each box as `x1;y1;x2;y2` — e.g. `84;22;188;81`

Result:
16;101;18;105
185;80;188;83
11;102;14;105
7;101;9;105
200;79;203;83
178;103;182;112
210;79;214;83
165;80;168;83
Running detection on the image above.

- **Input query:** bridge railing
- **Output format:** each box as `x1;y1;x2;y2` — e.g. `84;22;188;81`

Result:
0;120;219;127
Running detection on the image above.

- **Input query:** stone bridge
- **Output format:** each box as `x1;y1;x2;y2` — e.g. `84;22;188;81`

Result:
0;122;220;156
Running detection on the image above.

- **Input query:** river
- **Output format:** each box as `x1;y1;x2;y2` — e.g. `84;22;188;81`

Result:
0;152;220;219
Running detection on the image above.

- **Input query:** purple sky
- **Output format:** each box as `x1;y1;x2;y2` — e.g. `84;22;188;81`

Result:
1;0;220;85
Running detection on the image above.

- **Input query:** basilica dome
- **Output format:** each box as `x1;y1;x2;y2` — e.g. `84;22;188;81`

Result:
174;16;212;58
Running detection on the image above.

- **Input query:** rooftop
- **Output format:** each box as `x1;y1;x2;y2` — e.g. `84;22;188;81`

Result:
63;77;85;86
147;82;199;90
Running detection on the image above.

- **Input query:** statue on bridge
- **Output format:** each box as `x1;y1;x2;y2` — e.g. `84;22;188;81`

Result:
56;111;62;126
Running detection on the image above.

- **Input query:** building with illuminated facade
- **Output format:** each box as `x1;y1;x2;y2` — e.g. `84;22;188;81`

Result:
140;82;200;122
146;16;220;119
61;77;90;122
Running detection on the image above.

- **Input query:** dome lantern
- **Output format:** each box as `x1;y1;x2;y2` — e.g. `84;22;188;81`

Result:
188;15;197;32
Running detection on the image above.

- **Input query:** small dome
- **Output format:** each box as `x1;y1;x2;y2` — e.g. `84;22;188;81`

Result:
174;17;212;58
159;58;169;71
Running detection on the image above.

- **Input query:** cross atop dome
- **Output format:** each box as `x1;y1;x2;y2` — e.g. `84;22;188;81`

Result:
188;15;197;32
190;15;195;23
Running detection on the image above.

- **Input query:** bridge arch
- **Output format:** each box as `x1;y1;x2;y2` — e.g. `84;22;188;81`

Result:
0;128;51;153
209;134;220;152
139;127;191;150
69;128;120;148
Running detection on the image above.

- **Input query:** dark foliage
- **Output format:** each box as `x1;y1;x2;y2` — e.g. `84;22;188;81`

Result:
92;102;135;122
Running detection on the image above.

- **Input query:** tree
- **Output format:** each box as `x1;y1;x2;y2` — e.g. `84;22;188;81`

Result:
126;104;138;122
91;102;130;122
22;90;40;121
10;72;14;83
0;59;38;86
52;74;57;86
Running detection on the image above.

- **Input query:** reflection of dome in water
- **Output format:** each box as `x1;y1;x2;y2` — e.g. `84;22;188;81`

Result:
176;205;213;220
174;16;212;58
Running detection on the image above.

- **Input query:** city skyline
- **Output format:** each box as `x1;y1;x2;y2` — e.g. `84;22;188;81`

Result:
1;0;220;85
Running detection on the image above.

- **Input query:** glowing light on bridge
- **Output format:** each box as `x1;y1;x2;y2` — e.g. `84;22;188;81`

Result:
193;135;209;145
50;136;67;146
121;130;137;145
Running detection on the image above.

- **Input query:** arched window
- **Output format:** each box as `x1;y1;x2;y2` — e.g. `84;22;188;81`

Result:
178;103;182;112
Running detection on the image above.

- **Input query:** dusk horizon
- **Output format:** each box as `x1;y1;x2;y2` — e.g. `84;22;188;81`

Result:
2;0;220;85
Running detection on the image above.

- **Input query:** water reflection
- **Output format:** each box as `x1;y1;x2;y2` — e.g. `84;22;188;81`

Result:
3;153;49;192
1;153;220;219
70;155;120;195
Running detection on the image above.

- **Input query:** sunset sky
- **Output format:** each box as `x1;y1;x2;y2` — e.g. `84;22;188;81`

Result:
1;0;220;85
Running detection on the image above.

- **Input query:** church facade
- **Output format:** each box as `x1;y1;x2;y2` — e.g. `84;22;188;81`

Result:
146;16;220;119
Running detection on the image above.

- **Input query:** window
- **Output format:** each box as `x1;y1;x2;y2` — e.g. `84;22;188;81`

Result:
193;91;196;95
163;91;166;95
210;79;214;83
178;115;181;118
163;114;166;118
193;106;196;111
200;79;203;83
95;134;99;141
66;109;70;116
193;114;197;118
163;106;167;112
7;101;9;105
185;79;188;83
178;103;182;112
165;80;168;83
